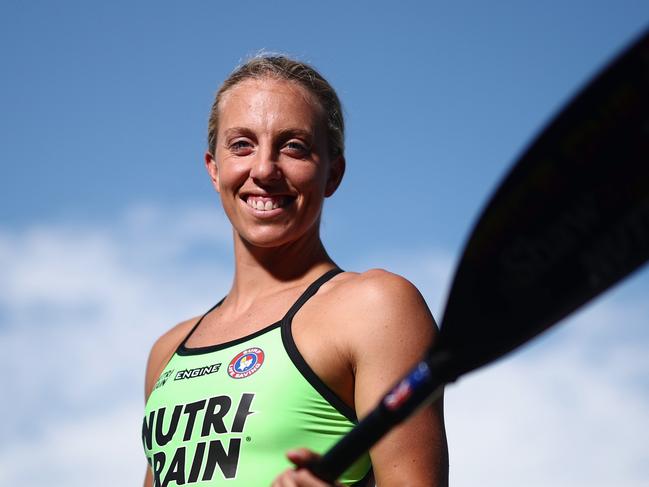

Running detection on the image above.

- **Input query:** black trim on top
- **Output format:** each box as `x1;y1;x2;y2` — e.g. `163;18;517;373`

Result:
280;268;359;423
177;320;282;356
175;297;225;354
351;468;374;487
176;268;343;357
282;268;344;323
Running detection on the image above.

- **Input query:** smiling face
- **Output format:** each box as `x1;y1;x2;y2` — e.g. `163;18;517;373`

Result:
206;77;344;249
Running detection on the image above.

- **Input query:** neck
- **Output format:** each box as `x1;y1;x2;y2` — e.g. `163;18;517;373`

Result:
227;228;337;307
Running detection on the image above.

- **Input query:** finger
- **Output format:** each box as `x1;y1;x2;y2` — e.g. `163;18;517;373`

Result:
271;470;298;487
284;449;342;486
292;469;335;487
273;469;327;487
286;448;321;468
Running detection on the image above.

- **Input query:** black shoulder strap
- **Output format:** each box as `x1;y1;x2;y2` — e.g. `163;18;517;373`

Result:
177;296;226;351
281;268;344;323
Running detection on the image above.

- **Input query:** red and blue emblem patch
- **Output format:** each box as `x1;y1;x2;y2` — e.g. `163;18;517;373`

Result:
228;347;265;379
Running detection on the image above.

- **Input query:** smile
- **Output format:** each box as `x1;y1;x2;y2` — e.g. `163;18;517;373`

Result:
243;195;294;211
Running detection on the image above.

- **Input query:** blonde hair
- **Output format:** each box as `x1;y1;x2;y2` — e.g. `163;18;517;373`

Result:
207;55;344;158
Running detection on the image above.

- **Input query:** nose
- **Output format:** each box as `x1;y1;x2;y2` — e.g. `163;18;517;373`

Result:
249;145;281;182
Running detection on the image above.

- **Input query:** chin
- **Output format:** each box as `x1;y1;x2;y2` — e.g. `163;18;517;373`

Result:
238;224;319;250
238;230;294;249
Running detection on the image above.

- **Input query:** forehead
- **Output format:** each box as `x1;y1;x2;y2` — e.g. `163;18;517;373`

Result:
218;78;326;134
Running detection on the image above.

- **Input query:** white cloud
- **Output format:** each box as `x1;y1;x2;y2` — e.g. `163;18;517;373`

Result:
445;294;649;487
0;204;233;483
1;206;647;486
0;401;144;487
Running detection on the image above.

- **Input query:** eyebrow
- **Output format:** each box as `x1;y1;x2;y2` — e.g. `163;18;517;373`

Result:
275;128;314;142
223;127;255;141
224;127;313;141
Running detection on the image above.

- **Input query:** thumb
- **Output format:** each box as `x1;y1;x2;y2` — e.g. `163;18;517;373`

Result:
286;448;321;469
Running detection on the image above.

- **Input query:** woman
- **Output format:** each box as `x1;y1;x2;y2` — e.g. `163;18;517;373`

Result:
143;56;449;487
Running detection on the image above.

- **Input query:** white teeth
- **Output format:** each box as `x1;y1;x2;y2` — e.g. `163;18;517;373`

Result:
246;196;286;211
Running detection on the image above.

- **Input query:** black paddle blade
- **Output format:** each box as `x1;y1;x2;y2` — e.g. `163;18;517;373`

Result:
438;28;649;380
310;28;649;483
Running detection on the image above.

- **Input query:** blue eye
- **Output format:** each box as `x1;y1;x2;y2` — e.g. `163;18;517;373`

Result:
230;140;253;153
284;141;308;154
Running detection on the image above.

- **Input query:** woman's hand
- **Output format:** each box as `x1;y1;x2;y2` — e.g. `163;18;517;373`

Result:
271;448;343;487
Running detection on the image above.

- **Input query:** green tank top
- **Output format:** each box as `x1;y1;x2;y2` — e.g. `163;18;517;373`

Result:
142;269;373;486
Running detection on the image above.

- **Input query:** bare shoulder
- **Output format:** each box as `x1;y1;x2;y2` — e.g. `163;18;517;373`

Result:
326;268;438;362
144;317;200;401
327;270;448;484
329;268;436;331
331;268;425;298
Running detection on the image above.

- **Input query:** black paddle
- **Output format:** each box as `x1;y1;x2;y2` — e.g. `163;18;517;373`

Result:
310;26;649;483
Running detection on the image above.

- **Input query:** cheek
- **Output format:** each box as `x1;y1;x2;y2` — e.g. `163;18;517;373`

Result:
218;160;249;190
292;165;329;191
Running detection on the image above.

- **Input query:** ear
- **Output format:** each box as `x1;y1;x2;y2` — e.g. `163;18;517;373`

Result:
325;155;345;197
205;152;220;193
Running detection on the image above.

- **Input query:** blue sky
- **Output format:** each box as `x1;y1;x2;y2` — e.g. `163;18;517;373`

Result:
1;1;648;485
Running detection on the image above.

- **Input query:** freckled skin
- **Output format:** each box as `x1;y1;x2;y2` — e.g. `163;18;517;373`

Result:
144;77;448;487
206;78;342;251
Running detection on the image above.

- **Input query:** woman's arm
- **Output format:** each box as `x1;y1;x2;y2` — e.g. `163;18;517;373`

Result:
273;270;449;486
142;319;199;487
143;467;153;487
347;270;448;486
